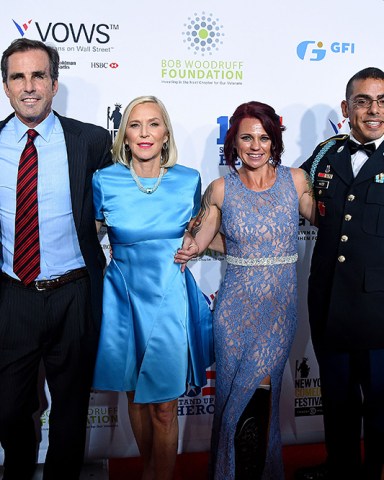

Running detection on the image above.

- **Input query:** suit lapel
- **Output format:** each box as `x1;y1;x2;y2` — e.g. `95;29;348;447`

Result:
0;113;16;131
56;113;85;231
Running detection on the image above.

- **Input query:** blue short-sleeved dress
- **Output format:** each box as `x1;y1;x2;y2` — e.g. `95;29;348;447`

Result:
92;163;213;403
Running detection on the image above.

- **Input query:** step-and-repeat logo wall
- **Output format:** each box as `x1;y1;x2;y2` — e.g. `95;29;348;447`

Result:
0;0;380;462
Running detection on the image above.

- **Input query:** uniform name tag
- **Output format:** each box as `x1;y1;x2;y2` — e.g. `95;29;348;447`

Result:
315;180;329;189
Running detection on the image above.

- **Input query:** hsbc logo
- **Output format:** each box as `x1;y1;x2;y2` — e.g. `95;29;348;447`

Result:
90;62;119;69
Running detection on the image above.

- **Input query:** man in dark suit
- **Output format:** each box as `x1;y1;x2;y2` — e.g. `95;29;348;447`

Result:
297;68;384;480
0;38;112;479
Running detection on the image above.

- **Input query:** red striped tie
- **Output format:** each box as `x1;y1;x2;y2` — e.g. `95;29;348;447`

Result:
13;129;40;285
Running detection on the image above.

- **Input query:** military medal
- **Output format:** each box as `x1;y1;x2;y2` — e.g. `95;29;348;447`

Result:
317;201;325;216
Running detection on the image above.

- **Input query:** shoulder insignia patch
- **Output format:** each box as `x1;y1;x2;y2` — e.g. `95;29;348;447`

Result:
319;134;349;147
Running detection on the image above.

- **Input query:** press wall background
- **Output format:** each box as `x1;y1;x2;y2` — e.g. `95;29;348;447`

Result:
0;0;380;461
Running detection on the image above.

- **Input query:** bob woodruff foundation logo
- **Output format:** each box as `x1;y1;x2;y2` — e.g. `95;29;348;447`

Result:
161;13;243;86
182;12;224;56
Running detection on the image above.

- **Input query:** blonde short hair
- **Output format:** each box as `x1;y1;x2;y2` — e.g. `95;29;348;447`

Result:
112;95;178;168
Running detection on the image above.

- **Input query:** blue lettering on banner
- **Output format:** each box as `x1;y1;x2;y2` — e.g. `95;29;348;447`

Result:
330;42;355;53
178;397;215;416
297;40;355;61
217;116;229;145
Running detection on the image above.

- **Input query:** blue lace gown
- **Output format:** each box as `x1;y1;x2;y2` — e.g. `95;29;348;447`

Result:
212;166;299;479
92;163;214;403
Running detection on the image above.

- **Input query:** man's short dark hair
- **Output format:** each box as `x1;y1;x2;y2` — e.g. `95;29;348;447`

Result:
1;38;60;84
346;67;384;99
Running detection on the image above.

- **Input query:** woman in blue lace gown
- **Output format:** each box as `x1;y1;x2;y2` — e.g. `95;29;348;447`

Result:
92;96;213;480
177;101;316;479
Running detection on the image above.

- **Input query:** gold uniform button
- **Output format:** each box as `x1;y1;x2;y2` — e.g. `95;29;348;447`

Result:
347;194;355;201
344;214;352;221
341;235;348;242
338;255;346;263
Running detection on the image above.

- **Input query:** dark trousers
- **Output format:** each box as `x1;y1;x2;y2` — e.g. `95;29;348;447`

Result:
315;348;384;480
0;275;98;480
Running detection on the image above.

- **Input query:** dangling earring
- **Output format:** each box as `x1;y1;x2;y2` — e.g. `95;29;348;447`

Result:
161;142;168;165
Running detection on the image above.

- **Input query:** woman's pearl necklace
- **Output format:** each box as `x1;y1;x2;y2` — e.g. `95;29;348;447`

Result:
129;161;165;194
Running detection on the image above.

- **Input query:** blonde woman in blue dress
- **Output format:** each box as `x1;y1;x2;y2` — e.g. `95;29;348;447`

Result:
92;96;213;480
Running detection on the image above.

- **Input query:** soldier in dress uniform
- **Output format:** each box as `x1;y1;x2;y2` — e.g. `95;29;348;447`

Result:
297;67;384;480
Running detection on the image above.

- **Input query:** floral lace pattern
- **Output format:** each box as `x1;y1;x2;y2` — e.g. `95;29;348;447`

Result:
211;166;299;479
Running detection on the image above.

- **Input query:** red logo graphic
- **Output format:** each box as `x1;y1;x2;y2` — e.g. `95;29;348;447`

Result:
13;19;33;36
202;369;216;396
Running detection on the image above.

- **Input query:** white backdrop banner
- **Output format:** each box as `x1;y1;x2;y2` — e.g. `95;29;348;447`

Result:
0;0;381;462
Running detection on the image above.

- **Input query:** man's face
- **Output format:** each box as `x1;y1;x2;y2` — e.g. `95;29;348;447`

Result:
3;49;58;128
341;78;384;144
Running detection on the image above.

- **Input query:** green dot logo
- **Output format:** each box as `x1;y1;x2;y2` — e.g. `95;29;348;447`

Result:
182;12;225;56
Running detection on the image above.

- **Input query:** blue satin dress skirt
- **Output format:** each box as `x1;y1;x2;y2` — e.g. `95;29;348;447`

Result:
92;163;214;403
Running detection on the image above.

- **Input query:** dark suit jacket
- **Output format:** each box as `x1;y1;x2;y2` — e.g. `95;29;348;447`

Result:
0;111;112;330
301;135;384;351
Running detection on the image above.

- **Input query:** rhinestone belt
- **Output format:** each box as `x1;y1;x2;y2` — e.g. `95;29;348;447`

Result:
226;253;298;267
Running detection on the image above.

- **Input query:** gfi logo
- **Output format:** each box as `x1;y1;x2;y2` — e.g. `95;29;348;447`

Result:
297;41;355;61
91;62;119;69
